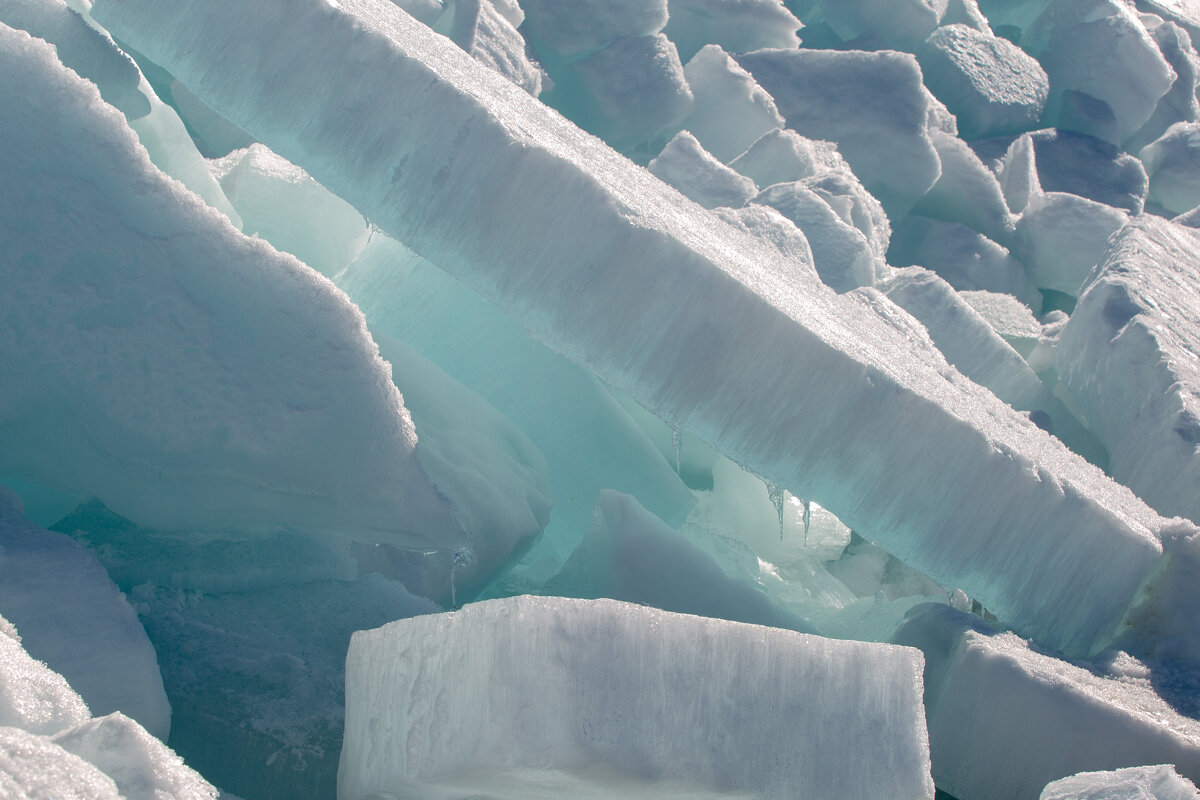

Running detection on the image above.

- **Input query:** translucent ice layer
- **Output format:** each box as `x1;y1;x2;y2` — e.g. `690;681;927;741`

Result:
340;596;934;800
92;0;1186;655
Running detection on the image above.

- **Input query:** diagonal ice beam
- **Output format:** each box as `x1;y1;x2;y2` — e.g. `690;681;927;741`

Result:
92;0;1186;655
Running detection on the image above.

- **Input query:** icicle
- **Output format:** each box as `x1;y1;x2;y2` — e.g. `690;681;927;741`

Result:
766;480;785;541
450;546;472;609
671;426;682;476
801;498;812;548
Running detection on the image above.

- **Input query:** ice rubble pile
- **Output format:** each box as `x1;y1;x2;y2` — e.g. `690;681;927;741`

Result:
5;0;1200;797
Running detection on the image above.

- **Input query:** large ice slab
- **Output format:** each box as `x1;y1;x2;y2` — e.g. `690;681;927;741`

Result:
0;492;169;740
0;23;458;548
1057;217;1200;524
895;603;1200;800
339;596;934;800
1041;765;1200;800
94;0;1184;655
0;614;90;737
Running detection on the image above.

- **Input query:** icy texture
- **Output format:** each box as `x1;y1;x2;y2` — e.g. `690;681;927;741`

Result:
446;0;543;96
0;726;121;800
53;712;217;800
0;0;147;117
679;45;785;164
0;614;90;736
337;235;695;590
0;24;458;548
648;131;757;209
572;34;694;148
519;0;667;55
544;491;810;632
209;144;369;278
167;79;253;158
895;604;1200;800
1025;0;1176;144
1057;217;1200;524
918;24;1048;140
1142;122;1200;214
960;289;1043;356
0;496;169;739
95;0;1182;655
340;596;934;800
912;128;1014;243
1126;17;1200;154
737;47;942;214
755;181;878;291
1041;765;1200;800
729;127;825;187
1014;191;1128;296
712;204;817;281
664;0;802;62
811;0;939;50
887;215;1040;309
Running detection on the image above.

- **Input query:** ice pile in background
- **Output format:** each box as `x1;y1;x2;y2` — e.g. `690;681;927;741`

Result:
5;0;1200;797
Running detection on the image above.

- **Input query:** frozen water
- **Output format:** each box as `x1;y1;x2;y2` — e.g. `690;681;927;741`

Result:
92;0;1184;654
0;614;90;737
913;128;1015;244
1041;765;1200;800
339;596;934;800
811;0;940;51
679;45;785;164
519;0;666;56
0;726;122;800
0;23;458;548
729;127;825;187
0;494;170;739
444;0;544;96
52;712;217;800
1142;122;1200;214
1125;17;1200;154
663;0;802;62
917;24;1049;140
736;47;943;215
1057;216;1200;524
959;289;1043;356
1014;191;1129;296
648;131;758;209
895;603;1200;800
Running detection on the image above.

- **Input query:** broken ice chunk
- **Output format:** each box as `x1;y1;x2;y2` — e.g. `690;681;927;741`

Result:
648;130;758;209
544;490;811;632
895;603;1200;800
729;127;823;187
0;726;122;800
664;0;802;63
340;596;934;800
0;24;459;547
1057;217;1200;525
680;44;785;164
737;47;942;215
1126;17;1200;154
1142;121;1200;214
1041;765;1200;800
0;614;91;737
445;0;543;96
959;289;1043;357
917;24;1049;140
912;128;1015;244
0;495;170;740
810;0;940;51
1013;191;1128;296
519;0;666;56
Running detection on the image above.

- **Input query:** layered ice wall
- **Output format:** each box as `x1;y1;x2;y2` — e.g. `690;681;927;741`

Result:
93;0;1184;655
339;596;934;800
0;22;459;549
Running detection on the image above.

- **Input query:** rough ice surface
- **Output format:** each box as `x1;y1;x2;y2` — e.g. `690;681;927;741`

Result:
52;712;217;800
811;0;940;50
960;289;1043;355
679;44;785;164
1142;122;1200;214
895;603;1200;800
1013;191;1129;296
663;0;802;62
917;24;1049;140
0;725;122;800
1057;217;1200;524
518;0;666;55
444;0;544;96
648;130;758;209
736;47;943;214
544;490;811;632
913;128;1015;244
0;23;458;549
339;596;934;800
0;614;91;737
729;127;826;187
0;493;170;740
92;0;1184;656
1126;16;1200;155
1041;765;1200;800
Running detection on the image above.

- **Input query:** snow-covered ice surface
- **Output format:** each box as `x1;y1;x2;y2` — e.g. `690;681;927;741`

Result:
339;596;934;800
0;22;459;549
1041;765;1200;800
92;0;1186;658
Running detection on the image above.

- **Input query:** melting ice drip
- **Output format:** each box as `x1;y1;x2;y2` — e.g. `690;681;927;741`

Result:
801;498;812;548
766;480;786;541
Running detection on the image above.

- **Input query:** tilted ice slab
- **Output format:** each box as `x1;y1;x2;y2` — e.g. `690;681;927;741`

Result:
0;24;458;548
339;596;933;800
894;603;1200;800
0;491;169;740
1057;217;1200;525
95;0;1182;654
0;613;90;737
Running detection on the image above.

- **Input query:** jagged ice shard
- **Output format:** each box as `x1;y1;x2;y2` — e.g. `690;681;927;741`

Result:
94;0;1186;656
